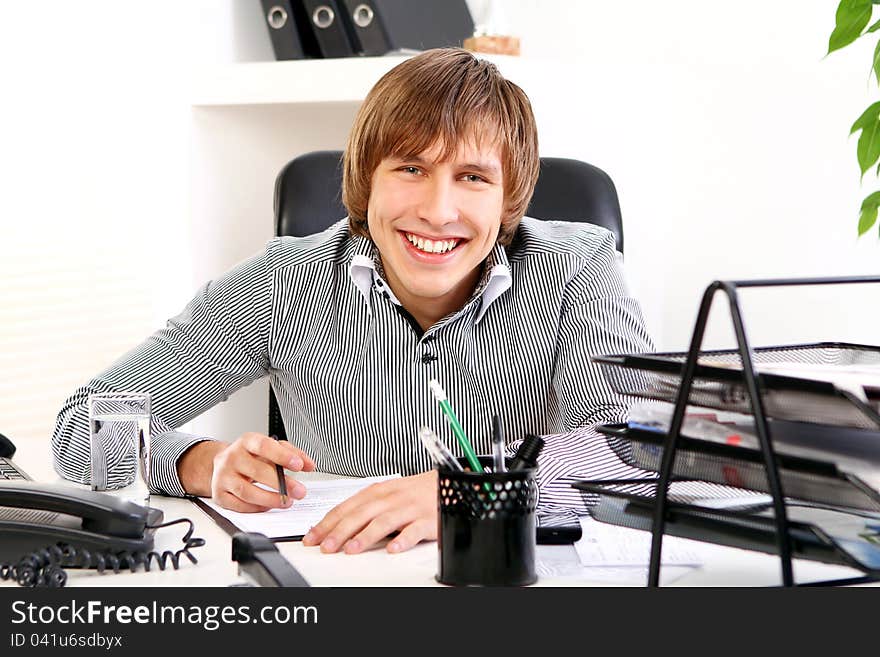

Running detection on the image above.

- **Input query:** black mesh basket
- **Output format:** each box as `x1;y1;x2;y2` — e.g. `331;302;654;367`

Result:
575;484;880;577
436;456;538;586
598;423;880;513
594;342;880;429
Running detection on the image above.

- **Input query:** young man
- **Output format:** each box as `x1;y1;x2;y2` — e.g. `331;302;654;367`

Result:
53;48;653;555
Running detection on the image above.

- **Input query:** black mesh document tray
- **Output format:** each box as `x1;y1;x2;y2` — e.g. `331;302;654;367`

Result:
593;342;880;429
599;422;880;513
573;483;880;577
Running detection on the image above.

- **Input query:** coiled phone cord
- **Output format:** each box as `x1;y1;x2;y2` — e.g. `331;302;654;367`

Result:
0;517;205;588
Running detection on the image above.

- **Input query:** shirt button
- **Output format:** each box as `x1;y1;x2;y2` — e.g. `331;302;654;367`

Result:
421;352;437;365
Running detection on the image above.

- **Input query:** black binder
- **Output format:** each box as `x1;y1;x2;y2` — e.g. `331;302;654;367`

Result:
338;0;389;55
261;1;308;60
300;0;355;58
339;0;474;55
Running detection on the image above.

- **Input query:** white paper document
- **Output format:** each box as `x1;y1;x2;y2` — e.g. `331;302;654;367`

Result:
752;361;880;403
200;474;399;539
575;516;703;567
702;359;880;403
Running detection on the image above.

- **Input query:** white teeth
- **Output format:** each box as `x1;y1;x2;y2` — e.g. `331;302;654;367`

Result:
405;232;459;254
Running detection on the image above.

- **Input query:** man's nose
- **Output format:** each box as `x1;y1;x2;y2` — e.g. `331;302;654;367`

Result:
418;178;459;225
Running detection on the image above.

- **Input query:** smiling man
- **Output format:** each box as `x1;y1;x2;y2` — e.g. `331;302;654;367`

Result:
53;48;653;555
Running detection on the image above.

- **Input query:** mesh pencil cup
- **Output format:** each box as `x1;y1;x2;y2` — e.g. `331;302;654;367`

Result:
436;456;538;586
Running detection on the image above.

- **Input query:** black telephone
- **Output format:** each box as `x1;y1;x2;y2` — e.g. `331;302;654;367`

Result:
0;480;203;587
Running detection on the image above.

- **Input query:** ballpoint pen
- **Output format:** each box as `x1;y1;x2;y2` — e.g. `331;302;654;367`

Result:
270;434;289;506
418;426;464;471
428;379;483;473
492;415;506;473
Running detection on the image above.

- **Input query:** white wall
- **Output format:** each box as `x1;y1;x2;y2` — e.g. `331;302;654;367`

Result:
497;0;880;351
197;0;880;352
1;1;877;450
0;2;197;445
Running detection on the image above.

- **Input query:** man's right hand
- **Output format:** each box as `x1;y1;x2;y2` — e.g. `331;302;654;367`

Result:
177;433;316;512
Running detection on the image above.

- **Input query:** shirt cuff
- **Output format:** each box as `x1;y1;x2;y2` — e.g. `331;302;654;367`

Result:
150;431;213;497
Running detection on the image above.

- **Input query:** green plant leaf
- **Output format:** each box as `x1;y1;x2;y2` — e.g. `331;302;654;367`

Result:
828;0;873;54
859;205;878;234
858;119;880;176
873;39;880;84
869;17;880;32
859;190;880;208
851;101;880;134
858;191;880;235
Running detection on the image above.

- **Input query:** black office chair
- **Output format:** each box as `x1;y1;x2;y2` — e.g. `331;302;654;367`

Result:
0;432;15;458
268;150;624;440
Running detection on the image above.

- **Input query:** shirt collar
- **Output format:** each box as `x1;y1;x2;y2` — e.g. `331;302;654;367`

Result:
347;232;512;322
473;242;512;324
348;234;403;309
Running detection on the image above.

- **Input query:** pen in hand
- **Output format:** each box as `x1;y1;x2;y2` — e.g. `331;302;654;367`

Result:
271;434;289;506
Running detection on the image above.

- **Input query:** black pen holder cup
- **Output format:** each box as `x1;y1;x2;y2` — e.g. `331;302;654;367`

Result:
436;456;538;586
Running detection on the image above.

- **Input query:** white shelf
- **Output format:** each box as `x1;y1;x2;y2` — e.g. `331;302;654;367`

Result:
191;54;537;107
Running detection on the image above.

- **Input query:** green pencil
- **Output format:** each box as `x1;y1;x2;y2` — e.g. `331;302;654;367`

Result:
428;379;483;473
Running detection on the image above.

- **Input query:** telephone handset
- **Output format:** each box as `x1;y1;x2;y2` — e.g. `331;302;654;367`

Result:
0;480;204;587
0;480;162;559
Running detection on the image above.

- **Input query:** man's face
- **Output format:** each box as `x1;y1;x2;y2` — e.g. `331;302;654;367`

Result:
366;140;505;322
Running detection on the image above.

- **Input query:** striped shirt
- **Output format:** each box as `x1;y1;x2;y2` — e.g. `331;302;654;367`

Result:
52;217;655;515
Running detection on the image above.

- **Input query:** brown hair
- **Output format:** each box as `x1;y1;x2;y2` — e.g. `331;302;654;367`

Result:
343;48;539;246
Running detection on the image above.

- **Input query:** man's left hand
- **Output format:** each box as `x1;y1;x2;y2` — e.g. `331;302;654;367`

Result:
301;470;437;554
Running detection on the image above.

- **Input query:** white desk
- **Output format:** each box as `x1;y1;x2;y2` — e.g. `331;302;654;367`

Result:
5;439;873;588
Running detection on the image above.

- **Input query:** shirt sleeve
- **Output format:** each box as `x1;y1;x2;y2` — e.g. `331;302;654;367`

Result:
508;230;657;516
52;248;273;497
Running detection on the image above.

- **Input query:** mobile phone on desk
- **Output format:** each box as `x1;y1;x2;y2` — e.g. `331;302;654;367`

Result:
536;525;583;545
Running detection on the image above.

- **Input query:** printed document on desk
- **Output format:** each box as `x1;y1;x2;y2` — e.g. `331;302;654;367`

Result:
199;474;399;540
576;516;703;567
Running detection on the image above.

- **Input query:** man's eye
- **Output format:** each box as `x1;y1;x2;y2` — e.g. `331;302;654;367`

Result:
401;166;421;175
463;174;486;183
